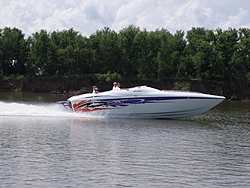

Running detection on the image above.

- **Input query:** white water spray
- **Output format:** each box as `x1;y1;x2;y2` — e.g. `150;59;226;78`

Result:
0;101;139;120
0;101;100;118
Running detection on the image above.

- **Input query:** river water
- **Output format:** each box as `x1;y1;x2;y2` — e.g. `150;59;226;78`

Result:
0;92;249;188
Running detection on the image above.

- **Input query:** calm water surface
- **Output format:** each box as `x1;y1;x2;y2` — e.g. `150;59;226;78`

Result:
0;92;249;188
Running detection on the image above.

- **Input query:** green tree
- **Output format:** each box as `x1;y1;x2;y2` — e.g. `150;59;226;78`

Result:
0;27;28;76
88;27;121;74
237;28;250;85
50;28;82;75
214;28;239;82
27;29;52;76
72;34;91;74
158;29;186;79
118;25;141;78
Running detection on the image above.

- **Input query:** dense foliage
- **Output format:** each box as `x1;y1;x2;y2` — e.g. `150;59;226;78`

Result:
0;26;250;88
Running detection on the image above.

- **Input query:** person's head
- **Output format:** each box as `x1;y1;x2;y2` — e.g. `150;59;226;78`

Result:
93;86;99;93
117;83;121;87
113;82;117;87
93;85;98;91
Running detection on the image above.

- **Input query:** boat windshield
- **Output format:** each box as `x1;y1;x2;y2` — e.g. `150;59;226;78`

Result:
128;86;160;92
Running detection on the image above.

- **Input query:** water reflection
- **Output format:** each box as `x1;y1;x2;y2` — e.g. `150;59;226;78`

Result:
190;100;250;127
1;114;249;187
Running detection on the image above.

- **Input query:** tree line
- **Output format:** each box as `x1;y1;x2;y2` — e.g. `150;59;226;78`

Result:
0;25;250;89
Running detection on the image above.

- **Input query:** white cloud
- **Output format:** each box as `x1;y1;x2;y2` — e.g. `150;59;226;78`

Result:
219;8;249;29
0;0;250;37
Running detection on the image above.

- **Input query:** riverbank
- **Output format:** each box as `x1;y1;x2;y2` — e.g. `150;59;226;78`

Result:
0;75;249;100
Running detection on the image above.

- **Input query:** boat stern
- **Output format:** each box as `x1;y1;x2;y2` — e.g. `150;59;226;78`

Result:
58;100;73;111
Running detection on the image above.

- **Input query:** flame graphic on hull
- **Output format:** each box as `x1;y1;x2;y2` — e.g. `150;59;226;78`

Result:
72;98;145;112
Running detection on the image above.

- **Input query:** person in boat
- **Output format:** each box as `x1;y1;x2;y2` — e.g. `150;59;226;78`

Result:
117;82;121;88
92;86;99;94
117;82;128;91
112;82;121;91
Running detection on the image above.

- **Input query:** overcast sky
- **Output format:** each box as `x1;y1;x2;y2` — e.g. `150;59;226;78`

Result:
1;0;250;37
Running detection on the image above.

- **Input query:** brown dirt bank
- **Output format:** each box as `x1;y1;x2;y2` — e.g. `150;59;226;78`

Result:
0;75;249;100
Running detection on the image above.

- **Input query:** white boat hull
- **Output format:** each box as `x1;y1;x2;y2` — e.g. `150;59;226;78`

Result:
61;86;225;119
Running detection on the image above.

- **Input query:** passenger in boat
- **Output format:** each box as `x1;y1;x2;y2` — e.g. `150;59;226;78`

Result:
92;86;99;94
117;82;128;91
117;82;128;90
117;82;121;88
112;82;121;91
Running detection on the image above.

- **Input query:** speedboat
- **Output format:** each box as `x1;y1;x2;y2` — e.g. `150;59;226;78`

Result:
58;85;225;119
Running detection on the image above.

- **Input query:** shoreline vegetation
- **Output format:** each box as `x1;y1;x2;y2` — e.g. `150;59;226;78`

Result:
0;75;249;100
0;26;249;100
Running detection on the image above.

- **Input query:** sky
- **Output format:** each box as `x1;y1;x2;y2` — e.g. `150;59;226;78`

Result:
1;0;250;37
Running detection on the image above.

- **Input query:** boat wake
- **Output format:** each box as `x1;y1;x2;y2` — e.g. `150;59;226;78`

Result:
0;101;105;119
0;101;134;119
